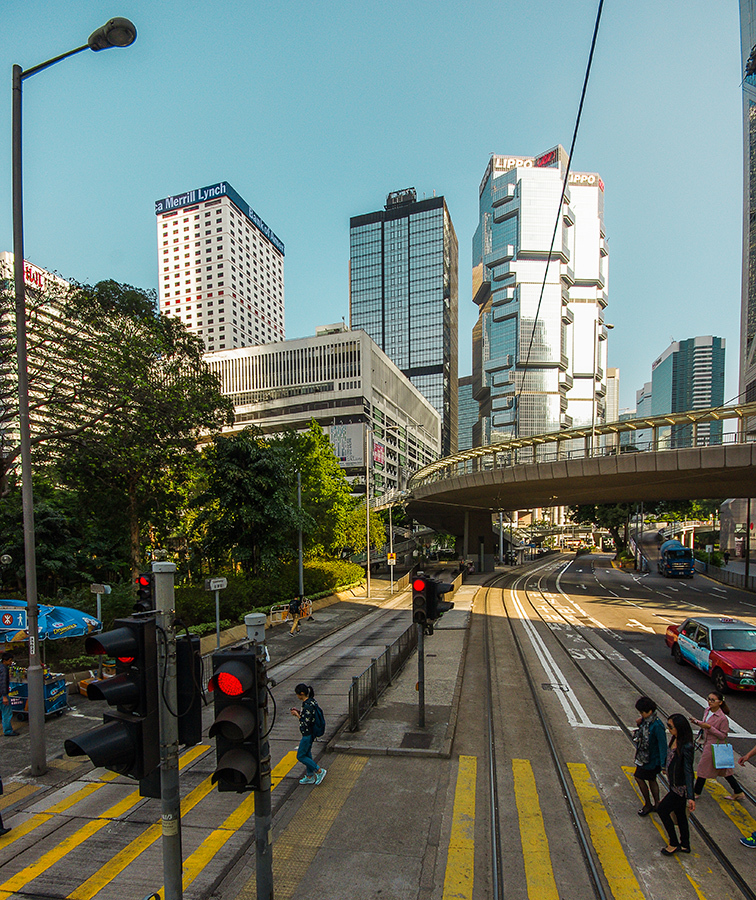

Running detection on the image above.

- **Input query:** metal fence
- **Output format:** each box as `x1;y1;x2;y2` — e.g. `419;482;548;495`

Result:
694;559;756;592
348;623;417;731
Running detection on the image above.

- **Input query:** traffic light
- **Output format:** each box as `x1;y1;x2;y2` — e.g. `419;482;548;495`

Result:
412;576;429;624
135;573;154;612
176;633;203;747
64;616;159;780
209;649;265;792
427;580;455;621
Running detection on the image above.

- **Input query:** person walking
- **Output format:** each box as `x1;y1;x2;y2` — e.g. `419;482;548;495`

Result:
690;690;744;800
737;744;756;848
658;713;696;855
632;696;667;816
723;550;730;566
290;683;326;785
1;651;18;737
288;596;302;636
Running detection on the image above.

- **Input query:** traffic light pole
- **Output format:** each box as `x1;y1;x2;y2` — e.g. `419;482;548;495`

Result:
417;623;425;728
153;561;183;900
252;618;274;900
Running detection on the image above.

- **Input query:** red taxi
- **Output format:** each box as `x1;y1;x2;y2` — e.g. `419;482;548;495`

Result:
665;616;756;692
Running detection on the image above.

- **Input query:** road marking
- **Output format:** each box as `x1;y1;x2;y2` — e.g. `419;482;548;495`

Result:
0;783;39;811
68;775;216;900
512;759;558;899
627;648;756;738
568;763;646;899
174;750;299;896
441;756;477;900
704;779;756;838
626;619;656;634
621;768;708;898
235;755;369;900
511;591;618;731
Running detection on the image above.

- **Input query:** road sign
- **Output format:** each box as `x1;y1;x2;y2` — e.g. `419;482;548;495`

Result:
1;609;26;630
90;583;111;594
205;577;228;591
387;553;396;566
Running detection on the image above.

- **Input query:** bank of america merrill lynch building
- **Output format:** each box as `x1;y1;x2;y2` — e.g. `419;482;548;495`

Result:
349;189;459;456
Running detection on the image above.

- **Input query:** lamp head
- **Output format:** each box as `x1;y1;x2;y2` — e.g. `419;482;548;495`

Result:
88;17;137;51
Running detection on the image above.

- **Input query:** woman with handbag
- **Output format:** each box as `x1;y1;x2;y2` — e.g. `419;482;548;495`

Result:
689;690;744;800
633;696;667;816
658;713;696;855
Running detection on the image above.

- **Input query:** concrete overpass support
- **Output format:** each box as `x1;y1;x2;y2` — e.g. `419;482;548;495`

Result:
467;510;498;572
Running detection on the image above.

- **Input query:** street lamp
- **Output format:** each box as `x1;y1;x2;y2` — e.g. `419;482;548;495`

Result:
12;17;137;777
590;319;613;456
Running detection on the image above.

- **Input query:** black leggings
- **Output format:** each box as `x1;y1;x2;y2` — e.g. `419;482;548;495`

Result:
657;790;690;849
694;775;742;795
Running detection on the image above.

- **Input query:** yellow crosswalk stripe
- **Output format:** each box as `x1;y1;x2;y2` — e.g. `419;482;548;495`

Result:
512;759;559;900
704;779;756;838
172;750;300;896
569;763;646;899
0;744;209;900
621;767;708;900
0;783;40;810
67;776;216;900
442;755;477;900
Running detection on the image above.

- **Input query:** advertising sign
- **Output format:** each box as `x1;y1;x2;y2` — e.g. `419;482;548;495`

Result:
328;424;364;468
373;441;385;466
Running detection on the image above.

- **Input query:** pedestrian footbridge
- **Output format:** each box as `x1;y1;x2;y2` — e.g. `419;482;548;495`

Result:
399;403;756;545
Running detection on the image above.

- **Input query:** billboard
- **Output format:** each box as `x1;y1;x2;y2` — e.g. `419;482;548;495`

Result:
328;423;364;468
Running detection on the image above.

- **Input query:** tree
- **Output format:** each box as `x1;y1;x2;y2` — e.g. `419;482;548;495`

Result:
568;503;660;553
192;428;309;575
3;278;233;576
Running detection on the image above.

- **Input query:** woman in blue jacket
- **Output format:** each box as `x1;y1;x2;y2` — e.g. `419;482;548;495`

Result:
633;696;667;816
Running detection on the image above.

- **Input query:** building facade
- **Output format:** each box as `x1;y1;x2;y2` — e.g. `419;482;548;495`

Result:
740;2;756;405
457;375;477;452
155;182;284;353
203;324;441;497
349;188;458;456
650;336;725;446
471;148;609;445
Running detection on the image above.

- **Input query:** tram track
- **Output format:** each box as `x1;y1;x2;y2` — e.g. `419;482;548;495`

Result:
489;557;756;900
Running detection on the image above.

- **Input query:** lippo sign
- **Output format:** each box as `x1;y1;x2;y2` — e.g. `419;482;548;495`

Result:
569;172;604;191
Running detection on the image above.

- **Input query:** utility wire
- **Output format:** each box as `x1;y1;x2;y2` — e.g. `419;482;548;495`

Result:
515;0;605;428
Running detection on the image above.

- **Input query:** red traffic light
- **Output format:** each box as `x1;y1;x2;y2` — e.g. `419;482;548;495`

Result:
136;575;151;588
412;578;426;592
211;660;255;697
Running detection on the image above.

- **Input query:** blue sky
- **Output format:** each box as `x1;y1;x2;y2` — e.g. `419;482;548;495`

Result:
0;0;743;411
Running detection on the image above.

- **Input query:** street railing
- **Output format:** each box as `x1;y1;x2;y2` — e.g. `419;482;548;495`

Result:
409;402;756;491
348;623;417;731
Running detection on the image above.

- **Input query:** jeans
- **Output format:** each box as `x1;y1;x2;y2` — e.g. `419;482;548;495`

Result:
297;734;318;775
1;699;13;735
658;790;690;849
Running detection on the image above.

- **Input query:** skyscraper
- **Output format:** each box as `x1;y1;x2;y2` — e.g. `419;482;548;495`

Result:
651;336;725;446
349;188;459;456
457;375;477;452
740;2;756;405
155;182;284;352
471;148;609;445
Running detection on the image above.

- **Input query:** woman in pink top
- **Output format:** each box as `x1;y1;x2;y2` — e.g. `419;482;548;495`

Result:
689;690;744;800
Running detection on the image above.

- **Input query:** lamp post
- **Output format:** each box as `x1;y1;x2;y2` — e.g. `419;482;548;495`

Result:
590;319;613;456
12;17;137;777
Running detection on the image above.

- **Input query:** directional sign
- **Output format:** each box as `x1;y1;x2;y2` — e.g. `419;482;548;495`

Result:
205;577;228;592
90;583;112;594
1;609;27;630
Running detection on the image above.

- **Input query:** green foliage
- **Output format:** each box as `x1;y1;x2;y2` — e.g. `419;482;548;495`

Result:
694;548;723;567
657;500;722;521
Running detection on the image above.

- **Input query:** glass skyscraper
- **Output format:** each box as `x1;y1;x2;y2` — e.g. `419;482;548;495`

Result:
471;148;609;444
457;375;477;452
350;189;459;456
741;2;756;405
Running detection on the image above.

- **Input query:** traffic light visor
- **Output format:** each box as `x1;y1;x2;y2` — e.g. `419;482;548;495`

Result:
85;626;139;658
212;660;255;696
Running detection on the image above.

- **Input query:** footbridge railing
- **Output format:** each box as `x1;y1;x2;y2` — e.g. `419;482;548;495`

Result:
408;403;756;491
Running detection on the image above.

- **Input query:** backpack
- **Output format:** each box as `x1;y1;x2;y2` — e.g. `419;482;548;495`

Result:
288;597;301;615
311;702;326;737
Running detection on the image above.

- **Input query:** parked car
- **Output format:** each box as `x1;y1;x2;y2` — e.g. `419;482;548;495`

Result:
665;616;756;692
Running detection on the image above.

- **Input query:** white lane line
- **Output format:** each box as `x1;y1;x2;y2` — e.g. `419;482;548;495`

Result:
511;590;618;731
742;602;756;609
627;648;756;739
688;587;702;592
667;587;679;592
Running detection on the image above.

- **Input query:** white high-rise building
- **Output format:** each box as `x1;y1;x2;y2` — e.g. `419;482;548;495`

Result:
155;182;285;352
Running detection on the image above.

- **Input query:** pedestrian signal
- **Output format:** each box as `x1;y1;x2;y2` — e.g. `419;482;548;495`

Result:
64;616;159;781
135;573;154;612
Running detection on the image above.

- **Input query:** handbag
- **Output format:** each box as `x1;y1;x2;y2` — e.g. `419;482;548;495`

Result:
712;742;735;770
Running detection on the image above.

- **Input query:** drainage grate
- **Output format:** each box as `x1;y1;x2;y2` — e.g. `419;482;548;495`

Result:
400;732;434;749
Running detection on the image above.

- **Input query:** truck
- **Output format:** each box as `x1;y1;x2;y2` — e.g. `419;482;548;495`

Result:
658;539;695;578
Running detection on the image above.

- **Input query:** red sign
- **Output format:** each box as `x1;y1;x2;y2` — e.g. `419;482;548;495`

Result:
1;613;12;626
